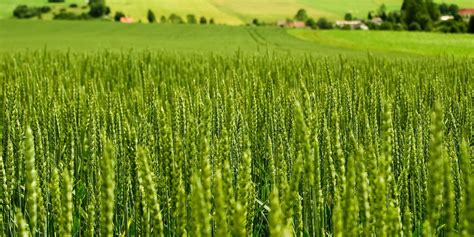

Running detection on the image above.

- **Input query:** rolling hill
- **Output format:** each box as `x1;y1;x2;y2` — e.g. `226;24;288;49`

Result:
1;0;473;24
1;20;473;57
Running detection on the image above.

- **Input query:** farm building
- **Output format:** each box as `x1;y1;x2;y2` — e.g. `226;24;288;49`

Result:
336;20;369;30
371;17;383;26
440;15;454;21
277;20;306;28
458;9;474;18
120;17;134;23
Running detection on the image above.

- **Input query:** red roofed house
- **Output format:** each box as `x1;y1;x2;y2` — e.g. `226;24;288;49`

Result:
120;17;134;23
458;9;474;18
287;21;306;28
277;20;306;28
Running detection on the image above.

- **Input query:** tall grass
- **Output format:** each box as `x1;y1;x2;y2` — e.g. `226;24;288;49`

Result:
0;51;472;236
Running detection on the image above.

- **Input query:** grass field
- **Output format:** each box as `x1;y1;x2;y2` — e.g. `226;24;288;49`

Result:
1;20;473;58
1;0;473;24
289;29;474;57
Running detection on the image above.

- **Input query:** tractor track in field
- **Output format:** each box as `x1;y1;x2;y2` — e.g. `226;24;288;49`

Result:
247;28;287;52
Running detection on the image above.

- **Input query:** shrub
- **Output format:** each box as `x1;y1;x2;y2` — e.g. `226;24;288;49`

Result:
436;20;466;33
169;14;184;24
13;5;41;19
379;22;394;30
186;14;197;24
408;22;421;31
305;18;317;29
48;0;65;2
209;18;215;24
344;13;352;21
200;16;207;24
89;2;107;18
69;3;78;8
54;12;88;20
393;23;405;31
317;18;333;29
252;18;259;26
160;15;167;23
114;11;125;22
40;6;51;13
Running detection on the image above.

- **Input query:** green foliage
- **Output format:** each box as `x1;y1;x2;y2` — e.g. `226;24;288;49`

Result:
148;9;156;23
169;13;184;24
380;21;394;30
316;17;333;29
344;12;352;21
13;5;41;19
294;8;308;21
160;15;167;23
305;18;317;29
252;18;260;26
468;16;474;33
200;16;207;24
54;12;90;20
114;11;125;22
89;1;108;18
186;14;197;24
402;0;437;31
436;19;467;33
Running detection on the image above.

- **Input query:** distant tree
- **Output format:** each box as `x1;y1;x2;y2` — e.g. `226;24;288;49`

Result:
316;18;333;29
69;3;78;8
160;15;167;23
402;0;432;30
13;5;41;19
386;11;402;23
426;0;440;21
438;3;449;15
169;14;184;24
40;6;52;13
305;18;317;29
378;4;387;16
448;4;459;15
147;9;156;23
89;0;108;18
209;18;215;24
368;11;373;20
468;16;474;33
295;9;308;21
48;0;65;2
114;11;125;21
187;14;197;24
344;13;352;21
200;16;207;24
453;13;463;21
252;18;260;26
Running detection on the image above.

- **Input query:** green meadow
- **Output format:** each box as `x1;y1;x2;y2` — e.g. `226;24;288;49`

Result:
1;20;473;58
